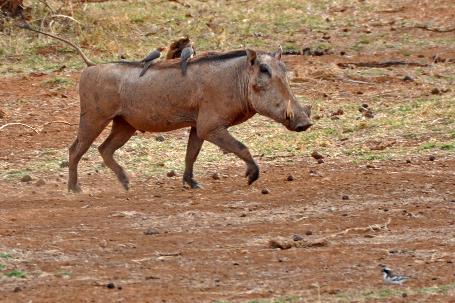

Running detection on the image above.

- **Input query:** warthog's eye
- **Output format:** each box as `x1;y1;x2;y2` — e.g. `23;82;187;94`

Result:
259;64;271;77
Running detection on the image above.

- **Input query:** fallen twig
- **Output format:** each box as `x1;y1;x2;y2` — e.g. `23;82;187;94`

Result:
338;61;428;68
0;120;76;134
326;218;391;239
413;25;455;33
0;123;39;134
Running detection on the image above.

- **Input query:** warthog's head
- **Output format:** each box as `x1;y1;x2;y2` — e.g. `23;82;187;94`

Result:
246;48;312;132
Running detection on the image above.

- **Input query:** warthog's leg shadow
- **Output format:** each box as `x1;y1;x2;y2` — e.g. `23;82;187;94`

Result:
68;114;110;193
183;127;204;188
98;116;136;190
204;127;259;185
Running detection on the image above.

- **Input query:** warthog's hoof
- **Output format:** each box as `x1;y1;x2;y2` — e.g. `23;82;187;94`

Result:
68;183;82;193
183;177;203;189
246;163;259;185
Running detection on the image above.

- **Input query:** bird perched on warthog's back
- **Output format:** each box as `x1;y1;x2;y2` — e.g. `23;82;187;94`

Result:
139;47;166;77
165;37;196;75
112;46;166;77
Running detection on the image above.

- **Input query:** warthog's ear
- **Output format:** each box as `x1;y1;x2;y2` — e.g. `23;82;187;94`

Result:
246;49;257;66
273;45;283;60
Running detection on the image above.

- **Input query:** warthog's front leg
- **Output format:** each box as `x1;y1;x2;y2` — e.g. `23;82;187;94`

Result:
203;127;259;185
183;127;204;188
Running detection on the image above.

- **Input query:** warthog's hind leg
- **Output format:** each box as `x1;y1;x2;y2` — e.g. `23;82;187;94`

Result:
98;116;136;190
204;128;259;185
68;115;110;193
183;127;204;189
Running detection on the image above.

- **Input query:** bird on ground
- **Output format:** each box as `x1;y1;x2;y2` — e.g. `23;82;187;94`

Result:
139;47;166;77
180;42;195;76
382;267;412;285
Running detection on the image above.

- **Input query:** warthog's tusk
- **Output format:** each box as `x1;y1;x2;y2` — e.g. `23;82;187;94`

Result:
286;99;294;119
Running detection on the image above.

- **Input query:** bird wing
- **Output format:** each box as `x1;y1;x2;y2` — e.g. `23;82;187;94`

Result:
180;47;194;61
142;50;161;62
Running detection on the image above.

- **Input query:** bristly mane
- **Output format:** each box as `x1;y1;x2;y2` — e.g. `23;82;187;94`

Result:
113;50;251;69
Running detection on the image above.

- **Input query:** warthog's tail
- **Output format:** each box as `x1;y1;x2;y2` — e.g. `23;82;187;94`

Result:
18;23;96;67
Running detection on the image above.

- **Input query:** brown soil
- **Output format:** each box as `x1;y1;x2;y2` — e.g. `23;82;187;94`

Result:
1;1;455;302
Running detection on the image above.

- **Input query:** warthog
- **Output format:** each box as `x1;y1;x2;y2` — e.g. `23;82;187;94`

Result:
20;26;312;192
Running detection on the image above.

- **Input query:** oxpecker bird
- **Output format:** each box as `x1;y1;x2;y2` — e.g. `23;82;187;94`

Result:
139;47;166;77
180;42;195;76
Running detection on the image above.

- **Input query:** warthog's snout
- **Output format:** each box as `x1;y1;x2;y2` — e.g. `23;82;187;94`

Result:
295;123;312;132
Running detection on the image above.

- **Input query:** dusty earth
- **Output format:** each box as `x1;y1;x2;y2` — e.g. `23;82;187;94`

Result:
1;1;455;302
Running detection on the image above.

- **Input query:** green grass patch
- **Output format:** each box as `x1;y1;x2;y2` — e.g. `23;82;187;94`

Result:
0;264;6;270
0;252;12;259
5;270;26;278
44;76;73;87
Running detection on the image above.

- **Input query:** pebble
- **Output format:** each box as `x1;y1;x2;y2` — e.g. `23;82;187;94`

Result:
428;155;436;161
317;159;324;164
261;188;270;195
406;159;411;163
106;282;115;289
35;179;46;187
431;88;440;95
20;175;32;182
286;175;294;181
292;234;303;241
342;195;350;200
144;227;160;235
155;135;165;142
403;75;413;81
311;151;324;160
211;172;220;180
166;170;176;177
305;230;313;236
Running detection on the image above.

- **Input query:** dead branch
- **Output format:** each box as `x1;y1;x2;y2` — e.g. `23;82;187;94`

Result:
326;218;391;239
413;25;455;33
0;120;76;134
338;61;428;68
0;123;39;133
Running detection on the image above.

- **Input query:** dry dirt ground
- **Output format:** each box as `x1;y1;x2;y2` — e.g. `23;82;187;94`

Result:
1;1;455;303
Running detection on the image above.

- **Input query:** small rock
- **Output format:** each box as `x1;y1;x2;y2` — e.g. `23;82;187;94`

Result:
13;287;21;292
406;159;411;163
239;213;247;217
340;51;346;56
331;109;344;116
106;282;115;289
311;151;324;160
330;116;340;120
0;109;5;119
317;159;324;164
211;172;220;180
361;103;369;108
20;175;32;182
403;75;413;82
60;160;69;168
402;293;408;298
99;239;108;248
431;88;440;95
286;175;294;181
342;195;350;200
366;164;375;169
155;135;165;142
292;234;303;241
305;230;313;236
144;227;160;235
166;170;176;177
35;179;46;187
428;155;436;161
261;188;270;195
